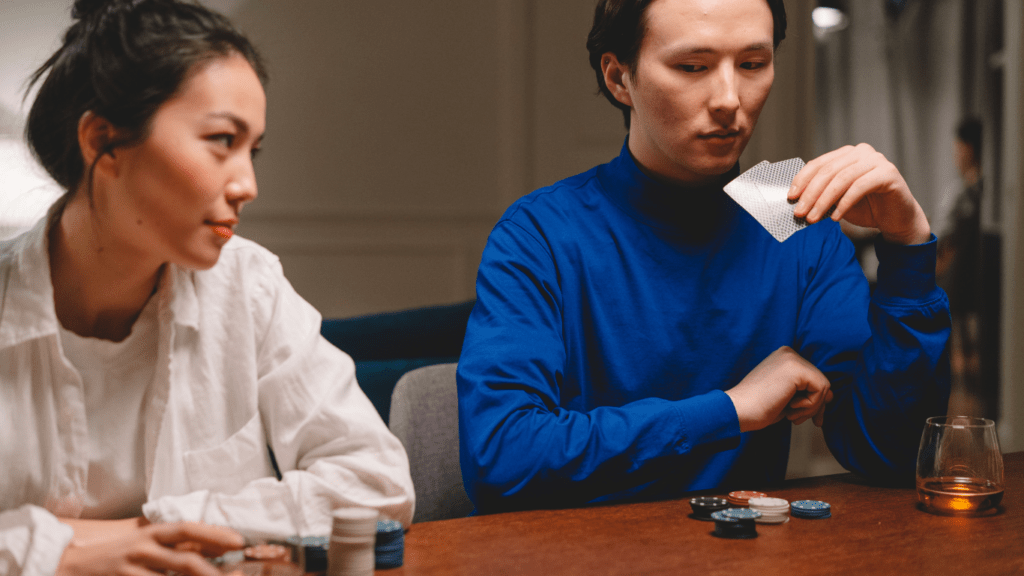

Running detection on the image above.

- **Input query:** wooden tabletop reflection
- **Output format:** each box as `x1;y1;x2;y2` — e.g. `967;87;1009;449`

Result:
380;452;1024;575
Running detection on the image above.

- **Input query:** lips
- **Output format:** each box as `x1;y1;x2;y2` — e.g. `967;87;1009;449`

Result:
699;130;741;139
206;219;238;240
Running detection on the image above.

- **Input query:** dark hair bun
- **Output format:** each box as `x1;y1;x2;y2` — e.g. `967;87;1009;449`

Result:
71;0;126;20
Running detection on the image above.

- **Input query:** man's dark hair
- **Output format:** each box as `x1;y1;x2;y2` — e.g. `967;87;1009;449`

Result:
586;0;787;128
25;0;268;199
956;116;983;162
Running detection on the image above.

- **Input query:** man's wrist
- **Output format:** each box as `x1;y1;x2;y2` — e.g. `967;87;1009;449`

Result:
880;221;932;246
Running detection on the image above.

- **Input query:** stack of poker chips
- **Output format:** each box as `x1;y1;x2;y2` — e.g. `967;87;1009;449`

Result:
726;490;767;508
374;519;405;569
286;536;329;574
790;500;832;519
747;497;790;524
328;508;379;576
689;496;730;521
710;508;761;539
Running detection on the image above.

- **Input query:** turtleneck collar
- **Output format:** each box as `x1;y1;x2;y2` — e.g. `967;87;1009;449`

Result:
596;139;741;240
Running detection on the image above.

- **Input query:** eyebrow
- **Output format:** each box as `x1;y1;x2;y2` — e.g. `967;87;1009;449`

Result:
207;111;265;143
666;42;774;57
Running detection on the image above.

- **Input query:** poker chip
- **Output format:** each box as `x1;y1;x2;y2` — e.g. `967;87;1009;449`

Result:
726;490;767;507
286;536;328;573
748;497;790;524
710;509;758;539
375;519;405;569
689;496;730;521
790;500;832;519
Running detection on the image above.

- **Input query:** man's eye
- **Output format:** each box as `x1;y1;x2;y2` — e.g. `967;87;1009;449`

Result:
679;64;707;73
741;61;766;70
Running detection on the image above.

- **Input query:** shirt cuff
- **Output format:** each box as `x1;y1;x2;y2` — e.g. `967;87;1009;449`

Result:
674;390;741;451
873;233;941;302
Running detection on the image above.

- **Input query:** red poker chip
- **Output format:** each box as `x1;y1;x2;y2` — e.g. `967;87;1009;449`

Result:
726;490;767;507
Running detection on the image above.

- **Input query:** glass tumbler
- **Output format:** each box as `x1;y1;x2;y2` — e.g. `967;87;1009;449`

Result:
916;416;1004;516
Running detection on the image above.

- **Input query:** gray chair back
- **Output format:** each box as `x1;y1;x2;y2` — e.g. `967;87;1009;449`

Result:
388;363;474;523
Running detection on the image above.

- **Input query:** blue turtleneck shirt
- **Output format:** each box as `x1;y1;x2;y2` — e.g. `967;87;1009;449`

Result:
457;142;950;513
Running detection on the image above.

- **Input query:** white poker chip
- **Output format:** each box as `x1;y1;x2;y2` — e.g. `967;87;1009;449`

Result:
754;514;790;525
748;497;788;508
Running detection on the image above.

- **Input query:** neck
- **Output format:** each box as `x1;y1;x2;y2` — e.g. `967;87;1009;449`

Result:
49;193;164;341
963;166;981;187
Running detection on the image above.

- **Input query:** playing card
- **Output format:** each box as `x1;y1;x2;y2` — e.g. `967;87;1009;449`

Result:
724;158;809;242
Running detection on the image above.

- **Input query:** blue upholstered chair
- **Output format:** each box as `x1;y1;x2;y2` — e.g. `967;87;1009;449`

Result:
319;300;475;424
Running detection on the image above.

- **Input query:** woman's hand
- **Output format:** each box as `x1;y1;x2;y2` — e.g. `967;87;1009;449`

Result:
56;520;244;576
789;143;932;246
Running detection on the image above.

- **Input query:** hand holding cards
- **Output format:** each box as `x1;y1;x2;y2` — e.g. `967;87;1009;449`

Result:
724;158;814;242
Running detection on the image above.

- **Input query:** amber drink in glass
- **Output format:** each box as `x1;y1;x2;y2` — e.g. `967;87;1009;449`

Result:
916;416;1004;516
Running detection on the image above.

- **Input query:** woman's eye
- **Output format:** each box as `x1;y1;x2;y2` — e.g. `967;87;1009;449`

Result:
210;134;235;147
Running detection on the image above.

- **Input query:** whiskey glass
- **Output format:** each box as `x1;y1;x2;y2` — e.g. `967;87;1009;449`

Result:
916;416;1004;516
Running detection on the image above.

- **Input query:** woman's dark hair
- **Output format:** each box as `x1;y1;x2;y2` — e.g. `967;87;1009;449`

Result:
586;0;787;128
956;116;982;162
25;0;268;197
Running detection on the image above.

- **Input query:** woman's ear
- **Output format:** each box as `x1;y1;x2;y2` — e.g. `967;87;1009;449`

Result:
77;111;120;177
601;52;634;108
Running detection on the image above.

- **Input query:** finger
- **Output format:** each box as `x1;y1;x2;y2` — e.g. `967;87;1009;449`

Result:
828;165;894;223
813;402;828;427
133;545;222;576
791;414;811;426
789;146;854;200
152;522;245;552
805;160;876;223
119;564;164;576
793;153;863;220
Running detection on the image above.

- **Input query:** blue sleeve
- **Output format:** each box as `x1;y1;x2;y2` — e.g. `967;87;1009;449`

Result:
797;226;951;485
457;221;740;513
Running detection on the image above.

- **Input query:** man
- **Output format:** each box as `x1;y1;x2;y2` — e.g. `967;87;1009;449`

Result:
457;0;949;514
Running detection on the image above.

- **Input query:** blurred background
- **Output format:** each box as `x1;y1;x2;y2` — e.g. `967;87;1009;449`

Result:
1;0;1022;475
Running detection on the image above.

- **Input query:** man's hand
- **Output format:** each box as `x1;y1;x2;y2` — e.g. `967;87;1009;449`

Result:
725;346;833;433
788;144;932;246
56;521;244;576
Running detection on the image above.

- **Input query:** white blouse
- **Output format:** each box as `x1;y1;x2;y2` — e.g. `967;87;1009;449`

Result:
58;291;158;520
0;211;415;576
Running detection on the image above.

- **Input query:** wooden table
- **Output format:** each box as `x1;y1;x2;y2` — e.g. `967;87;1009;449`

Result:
382;451;1024;575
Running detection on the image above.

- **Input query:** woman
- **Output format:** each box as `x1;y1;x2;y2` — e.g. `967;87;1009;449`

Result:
0;1;414;574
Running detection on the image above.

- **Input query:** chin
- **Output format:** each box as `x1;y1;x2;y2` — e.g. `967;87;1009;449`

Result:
180;248;223;271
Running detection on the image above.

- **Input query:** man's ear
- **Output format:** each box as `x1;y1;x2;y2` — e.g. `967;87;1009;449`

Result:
77;111;120;177
601;52;634;108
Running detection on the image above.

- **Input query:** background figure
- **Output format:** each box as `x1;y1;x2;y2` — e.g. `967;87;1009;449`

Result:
936;117;989;418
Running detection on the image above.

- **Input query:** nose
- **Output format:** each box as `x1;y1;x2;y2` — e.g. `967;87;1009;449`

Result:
226;159;258;212
709;64;740;120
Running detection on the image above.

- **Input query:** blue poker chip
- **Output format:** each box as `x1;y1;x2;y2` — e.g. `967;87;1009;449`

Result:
375;519;405;569
790;500;832;519
710;510;758;539
719;508;762;521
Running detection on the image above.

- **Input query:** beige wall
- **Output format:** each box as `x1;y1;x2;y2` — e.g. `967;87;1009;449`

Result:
1000;0;1024;453
232;0;818;321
